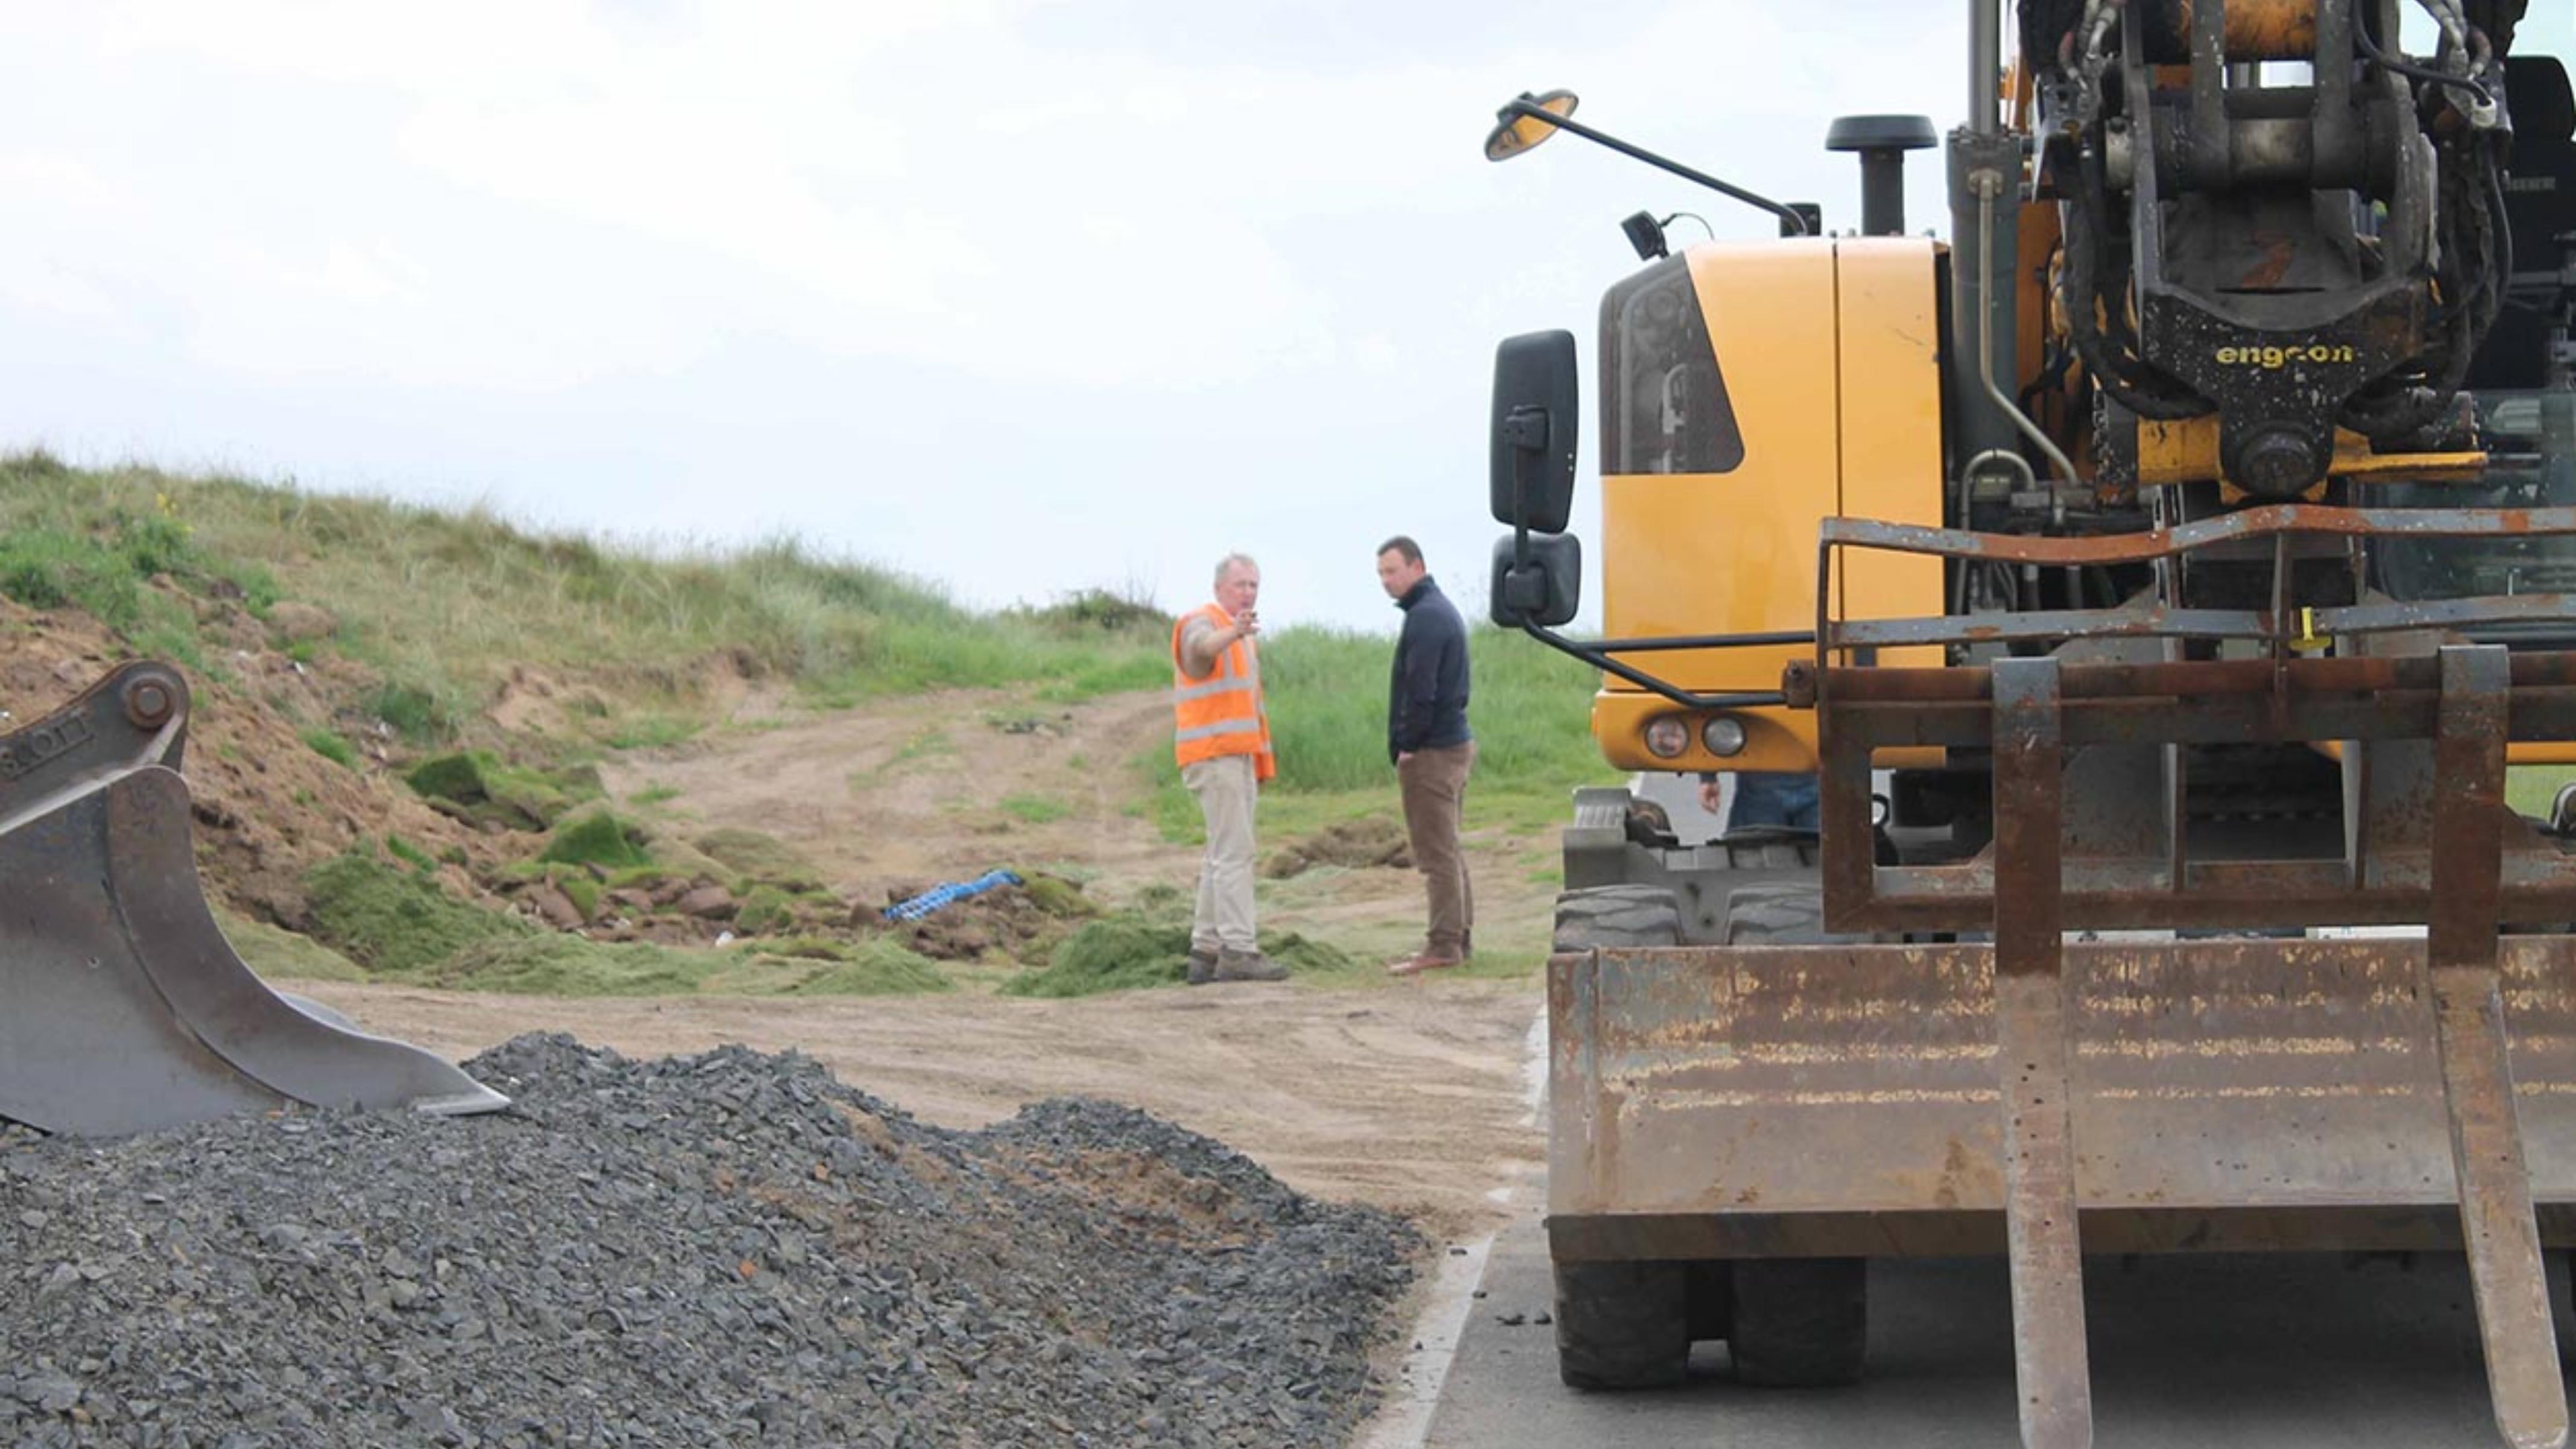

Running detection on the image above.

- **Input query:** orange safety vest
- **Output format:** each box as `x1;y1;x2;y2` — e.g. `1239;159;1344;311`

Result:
1170;602;1275;781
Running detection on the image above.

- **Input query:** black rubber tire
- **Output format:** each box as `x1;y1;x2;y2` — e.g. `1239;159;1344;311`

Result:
1553;885;1685;952
1550;887;1690;1389
1718;885;1870;1386
1685;1260;1736;1342
2557;1250;2575;1364
1728;1258;1869;1388
1553;1259;1691;1390
1721;885;1829;945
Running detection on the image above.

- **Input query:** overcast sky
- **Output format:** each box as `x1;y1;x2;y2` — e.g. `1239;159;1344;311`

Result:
4;3;2569;631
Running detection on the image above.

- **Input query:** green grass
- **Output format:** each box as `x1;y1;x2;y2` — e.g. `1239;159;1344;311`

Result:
303;847;532;974
1259;624;1611;791
997;879;1363;998
289;842;961;995
367;680;458;746
604;714;700;750
414;935;949;996
219;908;368;983
300;727;358;769
1000;792;1071;824
2510;765;2576;819
0;452;1173;735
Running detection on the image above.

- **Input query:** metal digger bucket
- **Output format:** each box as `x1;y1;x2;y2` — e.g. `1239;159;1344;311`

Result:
0;663;507;1136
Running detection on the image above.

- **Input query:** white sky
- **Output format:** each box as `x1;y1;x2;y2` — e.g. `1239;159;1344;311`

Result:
2;2;2570;632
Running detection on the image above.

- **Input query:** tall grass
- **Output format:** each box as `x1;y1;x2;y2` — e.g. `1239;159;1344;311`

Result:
0;453;1169;734
1259;624;1611;793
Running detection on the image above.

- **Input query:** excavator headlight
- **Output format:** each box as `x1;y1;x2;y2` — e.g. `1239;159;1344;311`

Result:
1701;716;1749;757
1643;716;1691;759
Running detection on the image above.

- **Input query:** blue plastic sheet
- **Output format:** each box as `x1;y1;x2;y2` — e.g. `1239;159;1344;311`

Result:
882;869;1024;923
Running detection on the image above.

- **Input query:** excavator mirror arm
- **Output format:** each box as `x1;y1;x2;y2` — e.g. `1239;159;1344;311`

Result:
1484;90;1810;236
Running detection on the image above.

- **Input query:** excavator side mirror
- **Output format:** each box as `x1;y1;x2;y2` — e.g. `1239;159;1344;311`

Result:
1489;532;1581;628
1491;329;1579;534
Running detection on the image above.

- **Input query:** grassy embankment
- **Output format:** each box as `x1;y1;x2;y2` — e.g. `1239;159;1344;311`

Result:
0;452;1618;996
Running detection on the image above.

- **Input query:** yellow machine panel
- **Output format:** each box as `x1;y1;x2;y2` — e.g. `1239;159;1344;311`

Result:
1594;238;1946;773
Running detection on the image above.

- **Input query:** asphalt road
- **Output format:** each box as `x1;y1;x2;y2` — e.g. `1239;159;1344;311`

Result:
1422;1215;2576;1448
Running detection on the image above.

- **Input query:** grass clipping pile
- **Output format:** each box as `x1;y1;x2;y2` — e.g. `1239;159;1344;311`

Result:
0;1038;1419;1449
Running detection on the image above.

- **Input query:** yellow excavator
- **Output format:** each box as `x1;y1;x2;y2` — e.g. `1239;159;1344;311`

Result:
1483;2;2574;1444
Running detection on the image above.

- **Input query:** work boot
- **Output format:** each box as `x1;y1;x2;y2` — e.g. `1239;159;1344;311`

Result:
1185;947;1218;987
1213;948;1287;983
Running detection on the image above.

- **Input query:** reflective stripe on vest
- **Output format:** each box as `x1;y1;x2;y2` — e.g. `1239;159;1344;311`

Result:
1171;602;1275;781
1176;716;1265;743
1172;674;1255;704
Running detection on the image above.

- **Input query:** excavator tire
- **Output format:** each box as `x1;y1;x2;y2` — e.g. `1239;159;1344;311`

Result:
1550;883;1694;1388
1551;883;1684;952
1728;1258;1869;1387
0;663;508;1136
1717;881;1870;1387
1554;1260;1692;1390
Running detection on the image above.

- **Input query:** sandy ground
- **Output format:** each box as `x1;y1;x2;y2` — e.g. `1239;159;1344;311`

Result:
592;684;1564;966
303;977;1545;1242
597;687;1190;906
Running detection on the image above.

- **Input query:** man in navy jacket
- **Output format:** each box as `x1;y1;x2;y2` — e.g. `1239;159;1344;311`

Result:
1376;535;1475;974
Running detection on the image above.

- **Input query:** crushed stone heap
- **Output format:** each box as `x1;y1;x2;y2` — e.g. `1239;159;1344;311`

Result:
0;1035;1419;1448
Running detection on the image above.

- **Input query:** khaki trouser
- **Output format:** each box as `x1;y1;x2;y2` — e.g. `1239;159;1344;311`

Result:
1185;753;1259;953
1398;742;1477;956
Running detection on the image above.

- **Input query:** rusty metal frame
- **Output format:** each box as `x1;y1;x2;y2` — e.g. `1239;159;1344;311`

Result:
1775;503;2576;1447
1811;504;2576;658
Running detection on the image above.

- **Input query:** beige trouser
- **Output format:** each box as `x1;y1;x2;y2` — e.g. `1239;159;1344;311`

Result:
1398;742;1477;956
1185;754;1259;953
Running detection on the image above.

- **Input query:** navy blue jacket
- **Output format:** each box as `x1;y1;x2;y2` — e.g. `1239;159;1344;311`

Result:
1389;576;1473;762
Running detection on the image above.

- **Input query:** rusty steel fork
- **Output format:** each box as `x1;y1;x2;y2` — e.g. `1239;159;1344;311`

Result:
1991;657;2092;1449
2429;646;2568;1449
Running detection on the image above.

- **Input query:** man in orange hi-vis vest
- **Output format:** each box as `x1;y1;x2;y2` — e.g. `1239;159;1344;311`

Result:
1172;553;1286;985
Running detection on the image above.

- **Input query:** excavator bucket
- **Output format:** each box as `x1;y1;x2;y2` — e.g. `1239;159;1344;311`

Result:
0;662;508;1136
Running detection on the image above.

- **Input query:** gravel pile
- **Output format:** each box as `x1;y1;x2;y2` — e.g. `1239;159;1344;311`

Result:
0;1035;1420;1448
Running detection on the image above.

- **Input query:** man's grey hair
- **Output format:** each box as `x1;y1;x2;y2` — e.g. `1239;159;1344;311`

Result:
1214;553;1259;588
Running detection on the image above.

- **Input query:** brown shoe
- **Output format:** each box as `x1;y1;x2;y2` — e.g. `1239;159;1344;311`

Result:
1386;952;1464;977
1185;948;1218;987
